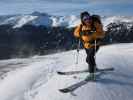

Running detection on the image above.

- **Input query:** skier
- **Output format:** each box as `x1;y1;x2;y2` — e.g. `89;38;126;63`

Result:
74;11;105;80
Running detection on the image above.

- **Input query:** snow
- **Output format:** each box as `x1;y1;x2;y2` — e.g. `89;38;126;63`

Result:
102;16;133;30
51;15;80;27
102;16;133;26
13;15;38;28
0;43;133;100
0;61;49;100
0;12;53;28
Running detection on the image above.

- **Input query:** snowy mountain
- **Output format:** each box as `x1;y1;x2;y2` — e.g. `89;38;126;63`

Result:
0;12;53;28
0;43;133;100
0;12;133;29
0;12;80;28
0;12;133;59
102;16;133;30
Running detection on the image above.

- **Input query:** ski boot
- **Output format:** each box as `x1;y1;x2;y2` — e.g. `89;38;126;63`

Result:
85;73;96;81
94;65;99;72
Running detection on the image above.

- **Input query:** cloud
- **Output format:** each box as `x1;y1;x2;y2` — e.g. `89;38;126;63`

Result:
0;0;38;3
42;0;133;4
88;0;133;4
0;0;132;16
0;0;133;4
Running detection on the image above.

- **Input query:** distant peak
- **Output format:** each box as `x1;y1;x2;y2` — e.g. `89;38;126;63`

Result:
31;11;49;16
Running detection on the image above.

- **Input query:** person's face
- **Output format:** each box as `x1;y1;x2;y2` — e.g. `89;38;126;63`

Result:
83;16;92;25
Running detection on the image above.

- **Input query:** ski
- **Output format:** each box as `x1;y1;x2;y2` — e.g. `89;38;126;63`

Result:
59;80;88;93
97;67;114;72
57;67;114;75
57;69;88;75
59;68;114;93
59;72;103;93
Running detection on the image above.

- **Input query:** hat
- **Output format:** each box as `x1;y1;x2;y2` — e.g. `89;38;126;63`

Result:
80;11;90;24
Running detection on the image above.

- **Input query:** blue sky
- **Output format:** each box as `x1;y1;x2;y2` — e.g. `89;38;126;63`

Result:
0;0;132;16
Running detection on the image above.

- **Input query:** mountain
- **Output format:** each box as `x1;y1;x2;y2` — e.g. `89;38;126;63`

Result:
102;16;133;30
0;12;53;28
0;43;133;100
0;11;80;28
0;12;133;59
0;11;133;29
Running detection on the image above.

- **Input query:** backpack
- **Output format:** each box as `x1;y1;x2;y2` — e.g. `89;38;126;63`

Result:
91;15;102;24
91;14;102;32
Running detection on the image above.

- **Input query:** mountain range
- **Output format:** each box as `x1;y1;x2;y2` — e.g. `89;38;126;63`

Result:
0;12;133;59
0;11;133;29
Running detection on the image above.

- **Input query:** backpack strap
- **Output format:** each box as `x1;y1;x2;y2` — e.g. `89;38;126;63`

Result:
79;24;83;38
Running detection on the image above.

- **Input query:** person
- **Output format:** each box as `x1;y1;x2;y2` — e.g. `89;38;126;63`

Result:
74;11;105;80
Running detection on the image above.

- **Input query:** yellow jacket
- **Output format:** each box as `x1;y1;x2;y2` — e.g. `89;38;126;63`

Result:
74;22;105;48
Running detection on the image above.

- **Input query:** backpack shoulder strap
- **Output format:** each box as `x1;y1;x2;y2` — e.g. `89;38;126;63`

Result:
79;24;83;32
79;24;83;37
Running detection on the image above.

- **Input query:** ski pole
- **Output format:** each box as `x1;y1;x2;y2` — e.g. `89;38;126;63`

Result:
76;39;80;64
94;40;97;72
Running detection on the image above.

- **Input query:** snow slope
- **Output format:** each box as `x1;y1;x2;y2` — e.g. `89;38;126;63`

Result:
0;43;133;100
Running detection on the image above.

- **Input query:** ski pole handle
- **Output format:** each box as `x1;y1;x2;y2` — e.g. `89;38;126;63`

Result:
94;40;97;59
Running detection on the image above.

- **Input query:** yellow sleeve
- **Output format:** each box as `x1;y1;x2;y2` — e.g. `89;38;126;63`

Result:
74;24;82;38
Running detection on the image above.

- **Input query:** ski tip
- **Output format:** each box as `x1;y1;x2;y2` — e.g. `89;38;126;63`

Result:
59;89;69;93
57;71;64;75
97;67;115;72
109;67;115;71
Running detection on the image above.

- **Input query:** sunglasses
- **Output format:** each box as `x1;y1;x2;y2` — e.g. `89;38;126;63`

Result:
83;16;91;21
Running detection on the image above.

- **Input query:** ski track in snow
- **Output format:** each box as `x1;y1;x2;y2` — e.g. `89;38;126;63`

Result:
0;43;133;100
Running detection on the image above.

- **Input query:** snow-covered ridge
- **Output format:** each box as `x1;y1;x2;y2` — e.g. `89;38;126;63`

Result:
102;16;133;30
0;12;133;29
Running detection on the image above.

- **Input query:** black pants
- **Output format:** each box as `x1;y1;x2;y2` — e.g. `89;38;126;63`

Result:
85;46;99;73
